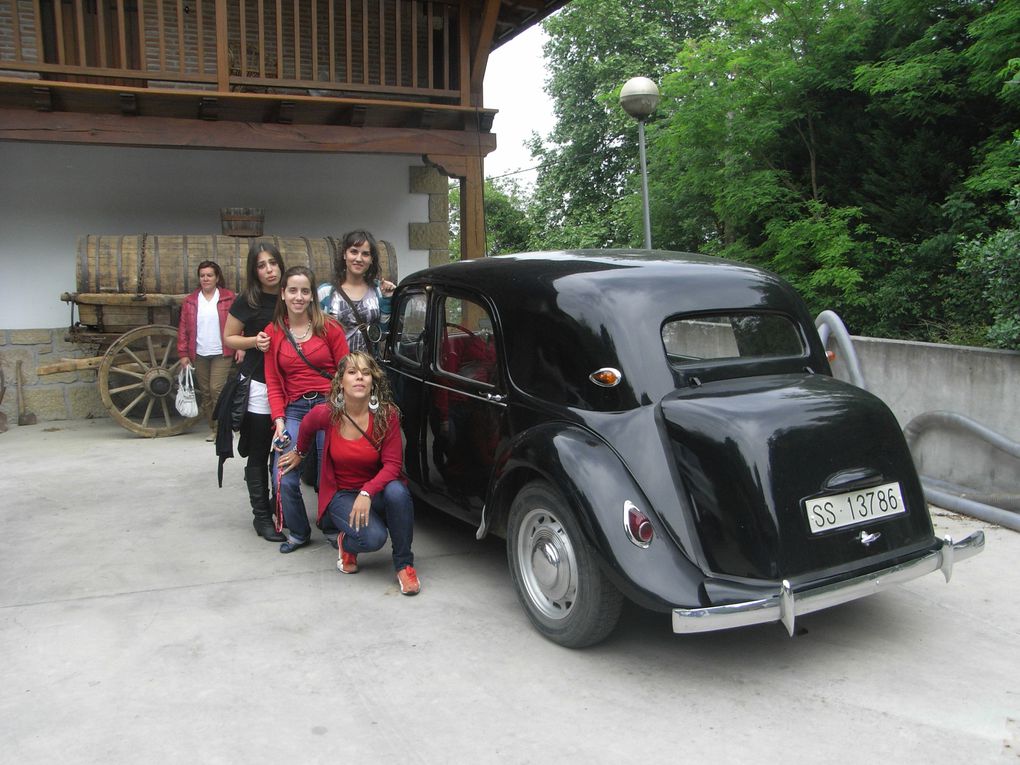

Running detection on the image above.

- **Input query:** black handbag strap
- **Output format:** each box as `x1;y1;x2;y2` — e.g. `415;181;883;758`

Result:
284;326;333;380
333;286;374;348
342;409;380;452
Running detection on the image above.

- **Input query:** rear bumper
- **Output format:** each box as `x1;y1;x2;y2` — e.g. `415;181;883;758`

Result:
672;531;985;636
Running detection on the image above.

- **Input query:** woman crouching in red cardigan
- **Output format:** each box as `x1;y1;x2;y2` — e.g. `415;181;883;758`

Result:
279;350;420;595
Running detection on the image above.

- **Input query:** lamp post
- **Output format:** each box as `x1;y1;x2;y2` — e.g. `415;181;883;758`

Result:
620;76;660;250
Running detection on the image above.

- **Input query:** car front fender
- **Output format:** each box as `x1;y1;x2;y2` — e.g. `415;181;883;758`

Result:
489;422;707;613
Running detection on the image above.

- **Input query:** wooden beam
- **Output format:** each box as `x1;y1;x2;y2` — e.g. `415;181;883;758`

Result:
459;2;471;106
424;153;469;178
59;292;188;306
37;357;105;375
32;86;53;112
198;97;219;120
460;156;485;260
469;0;501;96
0;110;498;156
215;0;230;91
410;108;437;130
475;111;495;132
119;93;139;116
275;101;295;124
0;77;497;122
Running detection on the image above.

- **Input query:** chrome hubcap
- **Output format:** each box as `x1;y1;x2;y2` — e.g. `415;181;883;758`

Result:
517;508;578;620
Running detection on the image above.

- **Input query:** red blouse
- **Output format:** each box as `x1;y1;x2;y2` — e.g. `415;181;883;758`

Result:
296;403;404;522
263;320;349;421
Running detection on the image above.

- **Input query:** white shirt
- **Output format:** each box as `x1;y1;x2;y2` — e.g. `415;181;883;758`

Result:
195;289;224;356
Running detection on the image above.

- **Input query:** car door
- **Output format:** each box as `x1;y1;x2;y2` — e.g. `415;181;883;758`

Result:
423;290;508;520
385;288;430;485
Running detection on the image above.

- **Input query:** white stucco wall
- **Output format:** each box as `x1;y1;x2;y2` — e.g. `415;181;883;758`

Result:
0;142;431;329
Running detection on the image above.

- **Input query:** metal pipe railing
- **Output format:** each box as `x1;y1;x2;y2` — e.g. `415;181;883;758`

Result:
816;311;1018;530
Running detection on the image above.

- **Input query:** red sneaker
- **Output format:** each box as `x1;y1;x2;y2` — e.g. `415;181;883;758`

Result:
396;565;421;596
336;533;359;574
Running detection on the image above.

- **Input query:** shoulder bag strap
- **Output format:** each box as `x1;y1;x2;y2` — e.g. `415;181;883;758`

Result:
335;286;374;348
283;326;333;381
342;410;381;452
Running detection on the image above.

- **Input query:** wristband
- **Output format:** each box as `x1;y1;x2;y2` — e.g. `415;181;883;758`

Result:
358;490;371;499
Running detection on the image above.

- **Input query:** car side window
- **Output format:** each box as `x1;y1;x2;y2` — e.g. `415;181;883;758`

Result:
437;295;497;386
393;292;428;365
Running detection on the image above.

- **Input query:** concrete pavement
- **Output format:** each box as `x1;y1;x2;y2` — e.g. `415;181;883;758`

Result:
1;419;1017;763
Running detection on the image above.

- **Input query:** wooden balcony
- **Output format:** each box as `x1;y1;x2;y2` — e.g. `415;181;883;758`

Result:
1;0;468;95
0;0;565;149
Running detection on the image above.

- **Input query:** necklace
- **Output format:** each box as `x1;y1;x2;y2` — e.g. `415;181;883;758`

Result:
291;322;312;342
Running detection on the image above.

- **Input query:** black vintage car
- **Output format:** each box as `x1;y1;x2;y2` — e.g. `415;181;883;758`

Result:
383;251;984;647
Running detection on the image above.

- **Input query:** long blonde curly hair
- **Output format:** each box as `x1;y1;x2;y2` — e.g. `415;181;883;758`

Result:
329;351;398;444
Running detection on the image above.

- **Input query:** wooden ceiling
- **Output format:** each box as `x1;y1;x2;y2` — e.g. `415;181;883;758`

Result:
0;0;569;155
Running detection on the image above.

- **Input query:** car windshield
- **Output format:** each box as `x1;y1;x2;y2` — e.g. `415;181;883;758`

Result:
662;312;805;367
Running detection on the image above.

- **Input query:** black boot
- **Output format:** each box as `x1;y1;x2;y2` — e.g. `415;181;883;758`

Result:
245;465;285;542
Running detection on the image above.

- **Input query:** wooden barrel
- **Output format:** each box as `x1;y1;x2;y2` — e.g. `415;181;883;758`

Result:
220;208;265;237
74;235;399;333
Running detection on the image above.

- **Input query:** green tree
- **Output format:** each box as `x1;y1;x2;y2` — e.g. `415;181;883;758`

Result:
531;0;1018;345
528;0;711;248
449;178;535;259
959;185;1020;349
652;0;879;313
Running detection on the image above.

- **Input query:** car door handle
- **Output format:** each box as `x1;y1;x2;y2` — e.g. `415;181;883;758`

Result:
485;393;506;403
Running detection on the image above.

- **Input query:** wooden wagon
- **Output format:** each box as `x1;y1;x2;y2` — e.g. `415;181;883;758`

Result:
38;234;398;437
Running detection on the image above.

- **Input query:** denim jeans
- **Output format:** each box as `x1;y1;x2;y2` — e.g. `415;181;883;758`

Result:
273;395;325;543
327;481;414;571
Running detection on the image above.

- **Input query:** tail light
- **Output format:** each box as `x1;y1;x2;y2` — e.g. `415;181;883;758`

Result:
624;500;653;548
826;350;836;362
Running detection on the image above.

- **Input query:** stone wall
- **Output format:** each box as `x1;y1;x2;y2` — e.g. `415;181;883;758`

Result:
830;336;1019;495
0;328;104;431
408;165;451;268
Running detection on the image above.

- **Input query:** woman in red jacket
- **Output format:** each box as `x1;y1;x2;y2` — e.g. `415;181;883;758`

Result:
279;350;420;595
265;265;349;553
176;260;236;438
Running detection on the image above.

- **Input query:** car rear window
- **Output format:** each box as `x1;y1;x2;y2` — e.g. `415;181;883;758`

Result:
662;313;805;367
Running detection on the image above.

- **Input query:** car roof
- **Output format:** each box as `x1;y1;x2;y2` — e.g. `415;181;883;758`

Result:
399;250;824;410
402;250;807;317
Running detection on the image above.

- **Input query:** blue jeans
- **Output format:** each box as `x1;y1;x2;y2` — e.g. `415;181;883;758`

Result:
273;395;325;544
327;481;415;571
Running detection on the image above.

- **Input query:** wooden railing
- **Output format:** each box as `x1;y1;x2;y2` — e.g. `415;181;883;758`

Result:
0;0;461;98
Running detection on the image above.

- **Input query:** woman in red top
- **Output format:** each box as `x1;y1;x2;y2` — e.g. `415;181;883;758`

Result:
264;265;349;553
176;260;236;437
281;350;420;595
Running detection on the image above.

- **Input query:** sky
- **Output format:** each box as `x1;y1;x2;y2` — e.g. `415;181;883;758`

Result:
481;25;557;187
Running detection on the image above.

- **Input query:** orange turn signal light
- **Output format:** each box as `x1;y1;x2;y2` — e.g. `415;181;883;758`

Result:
589;367;623;388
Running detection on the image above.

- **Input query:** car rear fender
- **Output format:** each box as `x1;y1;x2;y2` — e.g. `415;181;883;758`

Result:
489;422;707;612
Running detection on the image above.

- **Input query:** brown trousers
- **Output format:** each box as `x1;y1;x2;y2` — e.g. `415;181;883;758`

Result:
193;354;234;429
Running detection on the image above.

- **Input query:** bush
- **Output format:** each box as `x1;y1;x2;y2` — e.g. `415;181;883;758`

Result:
958;190;1020;350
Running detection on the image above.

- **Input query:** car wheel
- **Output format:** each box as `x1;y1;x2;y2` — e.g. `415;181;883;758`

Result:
508;481;624;648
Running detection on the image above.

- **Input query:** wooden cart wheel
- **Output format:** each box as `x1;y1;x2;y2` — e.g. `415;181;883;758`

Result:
98;325;200;437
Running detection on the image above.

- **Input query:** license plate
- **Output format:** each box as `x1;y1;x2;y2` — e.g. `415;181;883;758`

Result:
803;482;906;534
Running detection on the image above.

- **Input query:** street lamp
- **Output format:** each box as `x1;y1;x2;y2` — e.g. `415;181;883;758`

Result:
620;76;660;249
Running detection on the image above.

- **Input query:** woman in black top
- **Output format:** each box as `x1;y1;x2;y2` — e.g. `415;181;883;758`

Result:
223;241;286;542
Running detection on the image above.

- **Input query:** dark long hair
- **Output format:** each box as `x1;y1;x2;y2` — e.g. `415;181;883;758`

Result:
329;351;397;444
243;241;285;309
332;230;381;287
273;265;329;338
196;260;226;289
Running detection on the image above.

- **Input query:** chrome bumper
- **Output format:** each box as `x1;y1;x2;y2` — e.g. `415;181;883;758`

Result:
672;531;985;636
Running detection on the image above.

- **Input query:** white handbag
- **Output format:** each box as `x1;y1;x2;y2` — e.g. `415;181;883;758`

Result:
175;366;199;418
